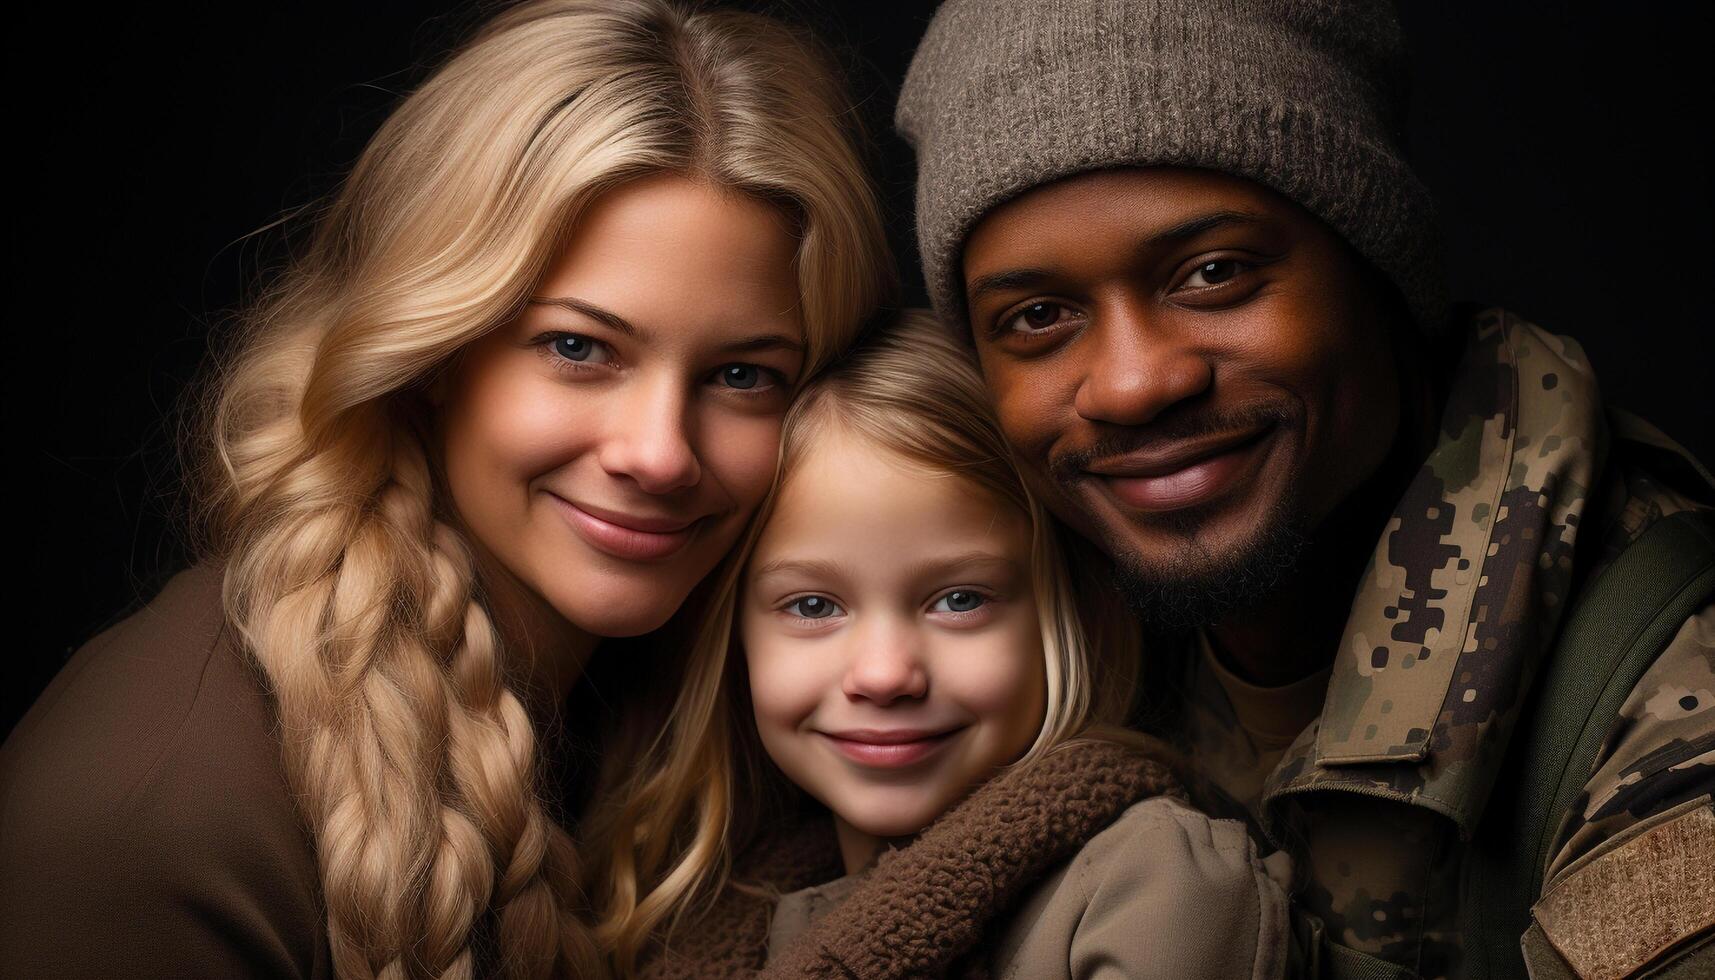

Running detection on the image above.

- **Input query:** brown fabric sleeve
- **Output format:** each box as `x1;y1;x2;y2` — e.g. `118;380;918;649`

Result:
0;566;330;978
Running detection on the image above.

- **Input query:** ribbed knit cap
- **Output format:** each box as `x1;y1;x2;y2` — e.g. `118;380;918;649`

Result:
896;0;1447;333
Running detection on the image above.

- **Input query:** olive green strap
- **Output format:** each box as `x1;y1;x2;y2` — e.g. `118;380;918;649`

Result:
1288;904;1421;980
1323;943;1419;980
1519;924;1578;980
1463;509;1715;979
1646;936;1715;979
1528;510;1715;882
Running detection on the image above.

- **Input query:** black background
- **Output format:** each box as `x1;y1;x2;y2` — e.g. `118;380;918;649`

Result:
7;2;1711;733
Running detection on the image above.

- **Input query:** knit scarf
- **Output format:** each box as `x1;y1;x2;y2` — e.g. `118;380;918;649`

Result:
640;737;1183;979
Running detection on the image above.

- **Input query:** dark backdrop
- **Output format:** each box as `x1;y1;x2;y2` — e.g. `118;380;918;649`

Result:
7;2;1711;733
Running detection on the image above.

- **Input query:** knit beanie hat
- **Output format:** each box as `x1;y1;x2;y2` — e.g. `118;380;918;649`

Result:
896;0;1447;333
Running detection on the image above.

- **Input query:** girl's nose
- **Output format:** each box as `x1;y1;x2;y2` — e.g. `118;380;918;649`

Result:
596;373;702;494
841;624;929;705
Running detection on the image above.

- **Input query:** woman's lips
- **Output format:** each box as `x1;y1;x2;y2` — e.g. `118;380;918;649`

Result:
547;493;701;561
1090;426;1276;513
819;728;963;768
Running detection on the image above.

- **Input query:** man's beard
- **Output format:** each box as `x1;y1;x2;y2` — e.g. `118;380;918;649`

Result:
1104;490;1309;635
1046;403;1312;634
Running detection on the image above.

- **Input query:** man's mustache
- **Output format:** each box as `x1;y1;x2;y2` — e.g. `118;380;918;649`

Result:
1047;403;1298;485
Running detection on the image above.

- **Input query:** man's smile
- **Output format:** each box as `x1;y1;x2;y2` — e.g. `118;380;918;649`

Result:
1083;423;1279;513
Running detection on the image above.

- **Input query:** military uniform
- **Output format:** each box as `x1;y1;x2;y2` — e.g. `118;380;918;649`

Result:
1180;309;1714;979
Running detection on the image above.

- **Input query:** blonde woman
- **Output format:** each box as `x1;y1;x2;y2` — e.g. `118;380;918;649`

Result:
595;313;1289;978
0;2;893;977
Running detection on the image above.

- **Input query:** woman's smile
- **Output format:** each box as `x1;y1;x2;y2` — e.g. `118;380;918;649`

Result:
545;491;709;562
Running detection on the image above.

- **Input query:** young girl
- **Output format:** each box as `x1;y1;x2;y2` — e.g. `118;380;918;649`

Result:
598;312;1290;978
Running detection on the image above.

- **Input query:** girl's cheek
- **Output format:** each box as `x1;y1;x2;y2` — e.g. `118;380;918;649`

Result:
744;634;831;726
946;610;1046;719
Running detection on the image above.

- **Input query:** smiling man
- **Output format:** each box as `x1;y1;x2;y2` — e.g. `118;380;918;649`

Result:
896;2;1714;979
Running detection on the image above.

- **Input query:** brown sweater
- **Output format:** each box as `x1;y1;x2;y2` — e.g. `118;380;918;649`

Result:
0;565;332;978
641;739;1191;979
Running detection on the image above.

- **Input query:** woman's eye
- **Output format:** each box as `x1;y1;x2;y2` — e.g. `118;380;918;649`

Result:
714;363;773;391
931;590;987;614
1003;301;1070;334
786;595;841;620
1182;259;1247;289
549;334;611;365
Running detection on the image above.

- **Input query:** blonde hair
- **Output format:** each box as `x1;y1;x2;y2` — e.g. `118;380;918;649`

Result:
594;310;1142;971
191;2;895;977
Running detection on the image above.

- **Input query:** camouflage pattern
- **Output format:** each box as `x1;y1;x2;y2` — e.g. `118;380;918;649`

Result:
1265;311;1602;822
1547;604;1715;885
1179;309;1714;979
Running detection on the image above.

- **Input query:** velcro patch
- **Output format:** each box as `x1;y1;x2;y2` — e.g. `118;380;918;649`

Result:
1532;802;1715;980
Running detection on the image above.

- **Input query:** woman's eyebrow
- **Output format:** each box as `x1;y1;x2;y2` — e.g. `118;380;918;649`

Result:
721;333;804;356
529;295;640;337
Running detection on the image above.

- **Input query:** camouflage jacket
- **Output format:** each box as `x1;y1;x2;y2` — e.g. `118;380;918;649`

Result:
1181;309;1714;980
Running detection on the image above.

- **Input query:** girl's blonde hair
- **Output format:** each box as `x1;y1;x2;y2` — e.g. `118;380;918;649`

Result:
595;310;1142;971
192;2;894;976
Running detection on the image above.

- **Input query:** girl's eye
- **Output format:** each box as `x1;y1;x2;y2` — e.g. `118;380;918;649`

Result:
714;363;772;391
1182;259;1247;289
550;333;611;365
1003;301;1071;335
786;595;841;620
931;590;987;614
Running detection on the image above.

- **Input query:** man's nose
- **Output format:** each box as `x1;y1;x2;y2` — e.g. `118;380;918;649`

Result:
595;372;702;494
841;619;929;705
1073;301;1213;427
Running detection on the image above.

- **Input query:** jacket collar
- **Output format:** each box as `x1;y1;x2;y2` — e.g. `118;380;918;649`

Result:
1262;309;1605;840
760;738;1179;978
638;739;1180;978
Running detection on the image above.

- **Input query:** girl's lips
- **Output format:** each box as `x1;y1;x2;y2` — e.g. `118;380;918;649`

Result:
819;728;963;769
547;493;701;561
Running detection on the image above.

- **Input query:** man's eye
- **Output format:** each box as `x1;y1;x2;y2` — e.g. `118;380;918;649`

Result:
931;590;987;614
1004;301;1069;334
786;595;841;619
1183;259;1246;288
550;334;611;364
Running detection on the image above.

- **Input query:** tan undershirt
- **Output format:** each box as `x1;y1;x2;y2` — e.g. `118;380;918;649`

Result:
1194;630;1332;815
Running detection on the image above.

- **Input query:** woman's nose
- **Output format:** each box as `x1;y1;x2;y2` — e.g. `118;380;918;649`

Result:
596;373;702;494
841;623;929;705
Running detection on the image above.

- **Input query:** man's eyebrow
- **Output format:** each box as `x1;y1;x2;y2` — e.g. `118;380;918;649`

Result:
964;210;1266;304
527;296;638;337
1145;209;1266;248
966;268;1056;304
